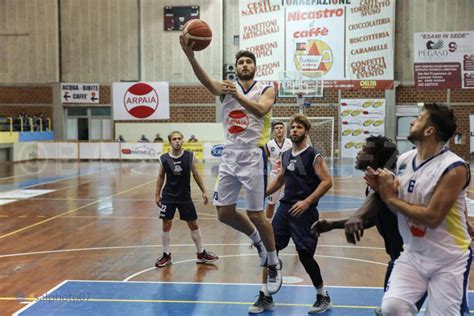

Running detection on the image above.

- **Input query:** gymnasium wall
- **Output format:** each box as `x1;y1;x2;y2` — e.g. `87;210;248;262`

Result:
0;0;473;160
2;0;473;83
1;84;474;160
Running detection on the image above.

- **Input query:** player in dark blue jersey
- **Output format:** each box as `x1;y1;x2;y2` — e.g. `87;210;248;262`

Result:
154;131;218;268
311;135;426;314
249;114;333;314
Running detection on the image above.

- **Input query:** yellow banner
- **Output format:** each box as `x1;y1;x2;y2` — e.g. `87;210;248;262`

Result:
0;132;19;143
163;142;204;160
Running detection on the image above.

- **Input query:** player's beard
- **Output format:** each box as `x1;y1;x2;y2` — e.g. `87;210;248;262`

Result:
237;68;255;81
291;134;305;144
407;129;422;144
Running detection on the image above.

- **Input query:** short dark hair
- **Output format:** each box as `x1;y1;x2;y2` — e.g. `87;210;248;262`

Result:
235;50;256;66
423;103;457;142
272;121;284;130
168;131;183;141
288;113;311;131
365;135;398;170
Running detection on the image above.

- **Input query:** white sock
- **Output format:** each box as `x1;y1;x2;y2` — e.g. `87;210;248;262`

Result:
267;250;278;266
317;286;326;296
190;229;204;253
261;284;270;297
162;231;171;254
248;230;261;245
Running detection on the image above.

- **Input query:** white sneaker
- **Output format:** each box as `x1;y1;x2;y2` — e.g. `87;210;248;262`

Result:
309;291;332;314
267;258;282;294
248;291;274;314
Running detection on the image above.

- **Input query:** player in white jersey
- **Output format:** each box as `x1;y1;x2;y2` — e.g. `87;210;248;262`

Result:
180;38;282;294
264;122;292;219
366;103;471;315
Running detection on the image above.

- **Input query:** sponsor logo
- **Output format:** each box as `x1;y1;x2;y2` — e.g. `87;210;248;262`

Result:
121;145;158;157
426;40;444;50
211;144;224;157
124;83;159;119
226;110;249;134
294;39;333;78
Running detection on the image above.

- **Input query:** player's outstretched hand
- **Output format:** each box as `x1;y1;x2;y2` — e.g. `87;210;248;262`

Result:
179;35;195;58
344;216;364;244
202;192;209;205
311;219;334;237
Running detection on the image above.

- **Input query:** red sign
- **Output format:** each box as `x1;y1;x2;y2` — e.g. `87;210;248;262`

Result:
123;83;159;118
226;110;249;134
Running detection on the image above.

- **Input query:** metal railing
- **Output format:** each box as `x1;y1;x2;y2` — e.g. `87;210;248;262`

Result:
0;116;52;133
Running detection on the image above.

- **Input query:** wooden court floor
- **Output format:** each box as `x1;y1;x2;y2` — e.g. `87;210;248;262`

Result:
0;160;473;314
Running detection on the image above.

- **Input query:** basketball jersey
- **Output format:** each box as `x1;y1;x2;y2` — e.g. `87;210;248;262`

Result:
160;150;193;203
280;145;322;205
266;138;293;176
396;148;471;262
221;81;272;147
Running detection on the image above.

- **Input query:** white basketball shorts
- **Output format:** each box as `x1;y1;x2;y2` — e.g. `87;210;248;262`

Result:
213;147;266;211
383;248;471;315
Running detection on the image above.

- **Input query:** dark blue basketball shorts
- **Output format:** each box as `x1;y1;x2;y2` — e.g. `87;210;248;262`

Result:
272;201;319;255
159;201;197;221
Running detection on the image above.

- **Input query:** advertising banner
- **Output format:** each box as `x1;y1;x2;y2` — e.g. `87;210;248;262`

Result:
414;31;474;89
470;115;474;153
113;82;169;120
163;142;205;160
340;99;385;158
239;0;395;90
120;143;163;160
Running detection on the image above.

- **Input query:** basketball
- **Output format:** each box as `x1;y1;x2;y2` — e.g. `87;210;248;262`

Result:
182;19;212;51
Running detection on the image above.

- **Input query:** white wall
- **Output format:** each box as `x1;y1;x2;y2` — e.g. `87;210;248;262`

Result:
13;142;37;161
0;0;59;83
115;122;224;142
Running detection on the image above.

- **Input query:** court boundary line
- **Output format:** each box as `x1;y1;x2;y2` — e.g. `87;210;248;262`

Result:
12;280;474;315
12;280;68;315
0;243;386;259
123;253;388;282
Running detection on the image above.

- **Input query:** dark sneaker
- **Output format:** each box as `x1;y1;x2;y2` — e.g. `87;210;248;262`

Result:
196;250;219;264
251;241;267;267
155;252;172;268
248;291;274;314
309;291;332;313
267;258;282;294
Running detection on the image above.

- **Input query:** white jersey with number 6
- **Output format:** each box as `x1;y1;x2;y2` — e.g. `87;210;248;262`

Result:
395;148;470;263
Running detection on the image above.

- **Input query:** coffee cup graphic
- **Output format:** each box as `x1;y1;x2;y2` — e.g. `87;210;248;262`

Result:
351;109;362;116
363;119;374;126
362;101;373;108
373;119;384;127
342;129;352;136
373;101;384;108
352;129;363;136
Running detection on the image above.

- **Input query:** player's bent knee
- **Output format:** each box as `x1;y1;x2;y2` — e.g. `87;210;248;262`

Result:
381;297;416;316
247;211;265;223
216;205;237;224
